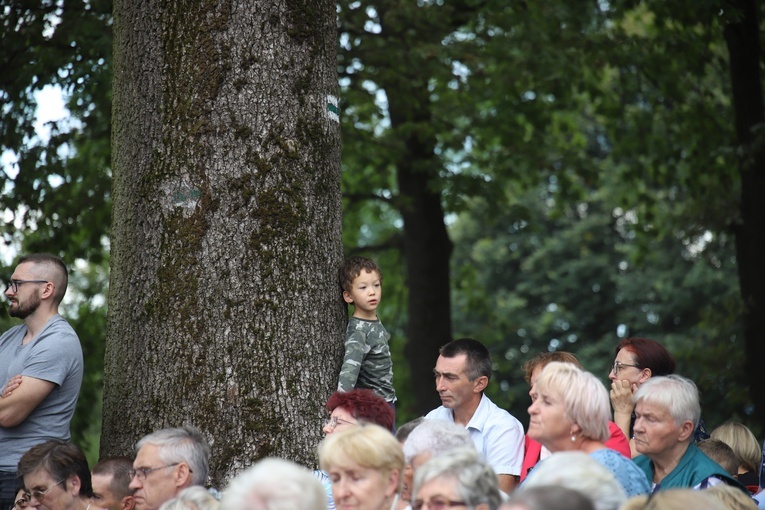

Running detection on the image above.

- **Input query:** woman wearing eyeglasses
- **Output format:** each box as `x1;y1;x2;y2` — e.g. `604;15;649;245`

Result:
412;447;501;510
526;362;651;498
608;337;684;458
319;424;403;510
16;439;93;510
11;488;29;510
315;390;396;510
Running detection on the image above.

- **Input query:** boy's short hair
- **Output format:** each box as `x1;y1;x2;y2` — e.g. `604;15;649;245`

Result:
339;256;382;292
697;439;741;476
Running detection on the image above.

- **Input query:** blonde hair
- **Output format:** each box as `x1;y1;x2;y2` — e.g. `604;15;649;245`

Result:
319;423;404;488
711;421;762;473
535;362;610;442
618;489;727;510
706;484;758;510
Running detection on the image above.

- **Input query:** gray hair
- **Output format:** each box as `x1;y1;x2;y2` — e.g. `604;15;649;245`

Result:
633;375;701;430
159;486;219;510
219;458;327;510
503;486;594;510
413;448;501;510
403;419;473;464
136;426;210;486
521;452;626;510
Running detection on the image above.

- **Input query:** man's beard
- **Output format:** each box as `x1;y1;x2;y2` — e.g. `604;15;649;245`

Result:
9;294;41;319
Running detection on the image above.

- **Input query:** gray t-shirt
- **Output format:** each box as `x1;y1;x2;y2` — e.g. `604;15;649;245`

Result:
0;315;83;471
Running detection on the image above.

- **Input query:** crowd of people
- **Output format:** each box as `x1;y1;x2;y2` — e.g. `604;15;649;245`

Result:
2;254;764;510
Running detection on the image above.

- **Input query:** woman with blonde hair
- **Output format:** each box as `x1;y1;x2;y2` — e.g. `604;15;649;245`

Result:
618;489;726;510
711;421;762;491
526;362;650;496
319;424;404;510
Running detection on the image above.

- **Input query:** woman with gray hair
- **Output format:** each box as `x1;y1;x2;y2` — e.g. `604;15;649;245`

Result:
631;375;742;492
413;447;501;510
526;362;650;497
159;486;219;510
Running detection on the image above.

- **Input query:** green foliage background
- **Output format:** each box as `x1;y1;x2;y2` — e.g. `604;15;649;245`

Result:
1;0;761;458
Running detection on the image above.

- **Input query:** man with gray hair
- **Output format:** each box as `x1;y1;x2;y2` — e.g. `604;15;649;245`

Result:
129;426;211;510
220;458;326;510
403;419;475;471
0;253;83;510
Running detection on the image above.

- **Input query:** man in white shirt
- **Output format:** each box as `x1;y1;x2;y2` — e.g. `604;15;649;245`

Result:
426;338;524;493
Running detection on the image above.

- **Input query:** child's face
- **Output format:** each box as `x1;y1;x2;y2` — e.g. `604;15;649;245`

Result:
343;269;382;320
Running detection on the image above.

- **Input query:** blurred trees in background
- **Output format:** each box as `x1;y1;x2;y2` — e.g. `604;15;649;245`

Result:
1;0;762;452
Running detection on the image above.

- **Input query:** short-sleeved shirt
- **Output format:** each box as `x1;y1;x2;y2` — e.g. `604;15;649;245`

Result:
337;317;396;402
0;315;83;471
426;394;524;476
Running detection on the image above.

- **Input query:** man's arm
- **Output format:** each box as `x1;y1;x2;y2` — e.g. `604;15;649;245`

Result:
497;474;517;494
0;375;56;428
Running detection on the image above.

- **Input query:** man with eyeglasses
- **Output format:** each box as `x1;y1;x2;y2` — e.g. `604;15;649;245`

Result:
0;254;84;510
129;426;210;510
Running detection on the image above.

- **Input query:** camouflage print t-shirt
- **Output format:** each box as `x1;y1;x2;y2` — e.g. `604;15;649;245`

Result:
337;316;396;402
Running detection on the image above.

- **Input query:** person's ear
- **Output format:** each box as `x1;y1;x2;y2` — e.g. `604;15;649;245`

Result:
473;376;489;393
121;495;136;510
174;463;192;487
342;291;354;304
67;474;81;496
385;469;400;497
677;420;695;442
639;368;652;384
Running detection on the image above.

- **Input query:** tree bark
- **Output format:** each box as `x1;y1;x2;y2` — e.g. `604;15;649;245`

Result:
724;0;765;426
104;0;343;486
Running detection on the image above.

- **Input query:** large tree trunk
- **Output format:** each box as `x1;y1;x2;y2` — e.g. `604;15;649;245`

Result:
103;0;343;486
724;0;765;426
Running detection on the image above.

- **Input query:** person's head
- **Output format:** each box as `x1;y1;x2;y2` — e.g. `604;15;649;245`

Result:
6;253;68;318
130;426;210;510
619;489;727;510
608;337;675;385
402;419;474;472
13;487;30;510
92;457;136;510
632;375;700;459
219;458;326;510
711;421;762;473
434;338;491;411
705;484;758;510
527;362;610;451
319;424;404;510
522;352;582;386
697;439;740;476
158;487;219;510
340;257;382;317
413;448;501;510
502;486;594;510
521;452;625;510
17;439;93;510
323;389;395;435
395;417;425;505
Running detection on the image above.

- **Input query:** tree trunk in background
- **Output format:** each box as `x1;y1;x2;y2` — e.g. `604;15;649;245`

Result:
103;0;343;486
724;0;765;427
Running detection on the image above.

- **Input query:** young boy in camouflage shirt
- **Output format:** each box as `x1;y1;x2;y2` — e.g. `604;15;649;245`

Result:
337;256;396;406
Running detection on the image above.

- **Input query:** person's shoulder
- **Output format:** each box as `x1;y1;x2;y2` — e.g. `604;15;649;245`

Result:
425;406;449;419
481;395;523;426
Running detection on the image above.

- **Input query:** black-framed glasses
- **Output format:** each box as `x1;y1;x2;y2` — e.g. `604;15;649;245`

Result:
27;478;65;503
412;498;467;510
10;495;30;510
129;463;189;481
611;361;640;374
324;416;356;431
5;279;49;294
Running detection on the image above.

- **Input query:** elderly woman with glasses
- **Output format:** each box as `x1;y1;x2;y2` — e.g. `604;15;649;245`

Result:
413;447;501;510
16;439;93;510
631;375;741;492
319;424;404;510
526;362;650;497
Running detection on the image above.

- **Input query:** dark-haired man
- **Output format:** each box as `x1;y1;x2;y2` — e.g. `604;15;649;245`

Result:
0;254;84;509
92;457;136;510
427;338;524;493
